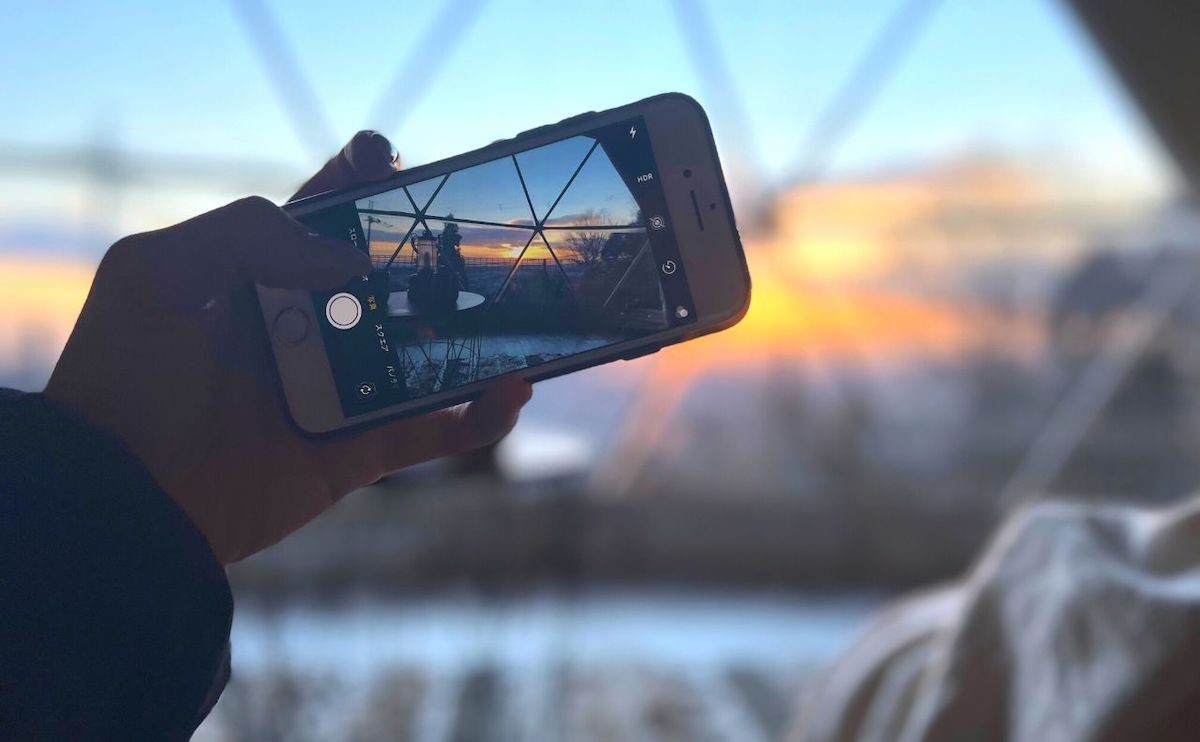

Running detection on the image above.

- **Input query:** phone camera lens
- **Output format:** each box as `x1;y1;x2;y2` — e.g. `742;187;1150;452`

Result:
683;168;692;178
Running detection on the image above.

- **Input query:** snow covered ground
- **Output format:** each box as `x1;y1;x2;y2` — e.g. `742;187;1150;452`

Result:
196;588;881;741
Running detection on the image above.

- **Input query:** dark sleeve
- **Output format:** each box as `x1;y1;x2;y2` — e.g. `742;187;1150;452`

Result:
0;389;232;741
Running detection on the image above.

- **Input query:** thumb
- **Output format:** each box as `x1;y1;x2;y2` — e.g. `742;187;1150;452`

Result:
121;196;370;310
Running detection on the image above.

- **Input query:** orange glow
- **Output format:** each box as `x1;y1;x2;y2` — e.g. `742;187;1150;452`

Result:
611;160;1054;377
768;158;1055;284
597;241;1046;481
609;242;1044;385
459;241;525;260
0;256;94;369
370;237;581;262
459;240;580;262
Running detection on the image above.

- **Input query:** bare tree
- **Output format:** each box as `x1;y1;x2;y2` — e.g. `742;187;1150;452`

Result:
565;209;611;266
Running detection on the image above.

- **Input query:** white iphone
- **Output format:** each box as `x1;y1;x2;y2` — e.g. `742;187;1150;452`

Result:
257;93;750;435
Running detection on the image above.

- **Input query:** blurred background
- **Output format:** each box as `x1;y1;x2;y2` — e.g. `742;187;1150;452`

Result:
1;1;1193;739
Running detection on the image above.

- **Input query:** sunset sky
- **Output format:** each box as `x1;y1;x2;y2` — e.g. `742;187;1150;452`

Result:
0;0;1181;389
358;134;644;263
366;222;607;262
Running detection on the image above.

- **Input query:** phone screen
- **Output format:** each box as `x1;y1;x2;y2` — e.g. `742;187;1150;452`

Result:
297;116;696;415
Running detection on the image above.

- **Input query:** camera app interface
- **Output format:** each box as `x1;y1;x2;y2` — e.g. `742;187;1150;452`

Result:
300;116;695;415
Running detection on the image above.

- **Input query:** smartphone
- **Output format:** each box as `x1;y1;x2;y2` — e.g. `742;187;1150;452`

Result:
258;93;750;435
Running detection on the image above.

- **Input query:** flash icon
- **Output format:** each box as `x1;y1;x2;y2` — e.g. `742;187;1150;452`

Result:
629;126;637;139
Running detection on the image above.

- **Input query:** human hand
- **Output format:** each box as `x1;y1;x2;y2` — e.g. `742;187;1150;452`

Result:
45;131;532;564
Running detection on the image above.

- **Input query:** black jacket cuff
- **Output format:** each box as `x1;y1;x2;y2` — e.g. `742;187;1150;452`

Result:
0;388;232;740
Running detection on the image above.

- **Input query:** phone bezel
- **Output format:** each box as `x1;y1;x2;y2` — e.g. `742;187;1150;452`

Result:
258;93;751;435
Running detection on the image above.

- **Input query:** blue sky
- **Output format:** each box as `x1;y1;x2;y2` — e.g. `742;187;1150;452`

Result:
355;134;643;270
356;135;638;228
0;0;1178;245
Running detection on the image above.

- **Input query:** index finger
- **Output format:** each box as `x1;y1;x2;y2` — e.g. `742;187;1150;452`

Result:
107;197;370;311
315;376;533;493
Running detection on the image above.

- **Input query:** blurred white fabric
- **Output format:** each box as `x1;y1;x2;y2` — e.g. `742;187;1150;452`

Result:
791;498;1200;741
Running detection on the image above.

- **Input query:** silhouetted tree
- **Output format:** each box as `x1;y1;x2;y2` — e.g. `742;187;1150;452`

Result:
566;209;611;266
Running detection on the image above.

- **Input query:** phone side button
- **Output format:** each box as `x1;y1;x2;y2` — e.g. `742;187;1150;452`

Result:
515;112;595;140
555;111;596;127
620;345;660;361
515;124;553;139
273;307;310;345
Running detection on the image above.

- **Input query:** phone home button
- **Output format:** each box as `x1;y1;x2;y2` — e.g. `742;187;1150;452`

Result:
273;307;310;345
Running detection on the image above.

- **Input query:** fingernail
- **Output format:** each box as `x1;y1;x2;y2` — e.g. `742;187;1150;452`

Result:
369;132;399;172
368;130;393;154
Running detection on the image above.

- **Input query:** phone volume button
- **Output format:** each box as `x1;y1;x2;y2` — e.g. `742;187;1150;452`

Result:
515;125;553;139
556;111;596;127
515;112;596;140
